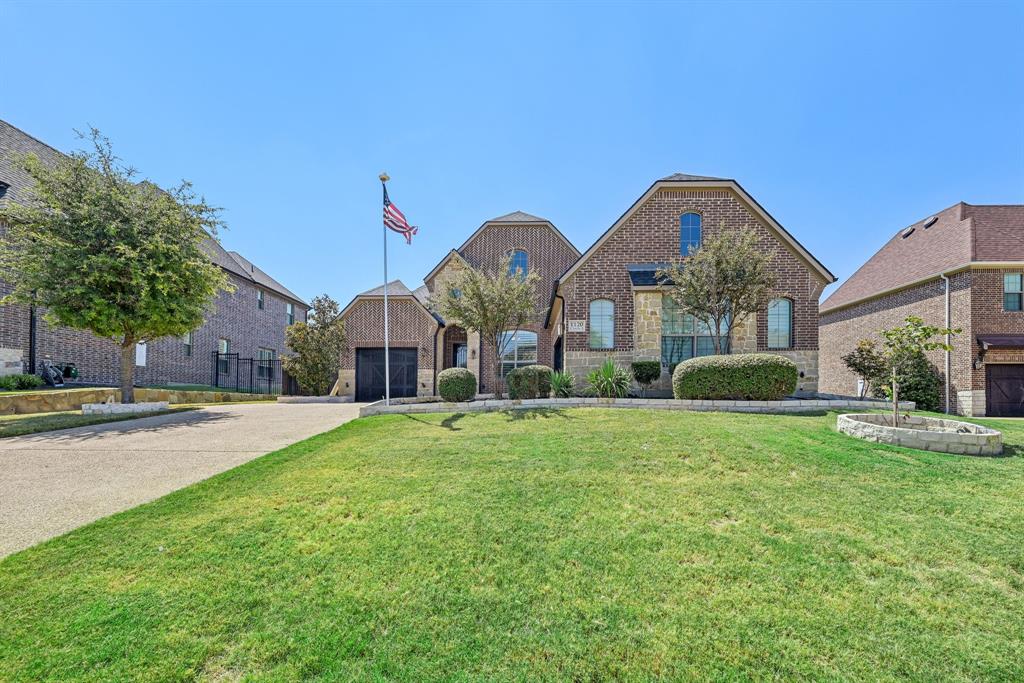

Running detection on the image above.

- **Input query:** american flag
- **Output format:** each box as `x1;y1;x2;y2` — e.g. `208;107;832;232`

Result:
383;184;417;244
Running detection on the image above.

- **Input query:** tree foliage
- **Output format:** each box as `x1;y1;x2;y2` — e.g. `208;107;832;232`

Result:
0;128;230;402
283;294;346;396
842;339;888;398
433;256;539;396
657;228;776;355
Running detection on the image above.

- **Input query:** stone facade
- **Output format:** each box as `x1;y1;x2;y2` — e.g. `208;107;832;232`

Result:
0;347;21;377
836;413;1002;456
819;267;1024;416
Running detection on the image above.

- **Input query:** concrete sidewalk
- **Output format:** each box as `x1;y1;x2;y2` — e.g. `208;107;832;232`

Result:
0;402;361;559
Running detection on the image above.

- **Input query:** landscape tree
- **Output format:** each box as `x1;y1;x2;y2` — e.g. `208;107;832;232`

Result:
658;228;776;355
842;339;888;398
0;128;230;402
434;255;539;396
282;294;347;396
848;316;957;425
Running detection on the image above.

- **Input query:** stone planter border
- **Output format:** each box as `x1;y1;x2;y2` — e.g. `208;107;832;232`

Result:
837;413;1003;456
360;396;911;418
82;401;170;416
276;395;353;404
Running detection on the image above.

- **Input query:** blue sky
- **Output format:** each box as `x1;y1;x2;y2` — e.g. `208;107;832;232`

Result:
2;1;1022;304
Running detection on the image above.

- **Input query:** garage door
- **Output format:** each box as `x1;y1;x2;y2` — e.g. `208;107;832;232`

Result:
355;348;418;402
986;364;1024;417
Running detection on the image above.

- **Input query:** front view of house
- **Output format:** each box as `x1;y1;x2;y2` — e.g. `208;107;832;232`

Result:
338;174;835;401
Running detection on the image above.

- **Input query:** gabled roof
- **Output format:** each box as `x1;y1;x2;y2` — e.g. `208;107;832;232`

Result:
557;174;835;286
0;118;308;307
820;202;1024;313
457;211;580;257
341;279;443;325
423;248;472;285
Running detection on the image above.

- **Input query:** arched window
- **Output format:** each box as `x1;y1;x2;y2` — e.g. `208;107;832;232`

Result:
499;330;538;376
508;250;528;279
680;213;702;255
589;299;614;349
767;298;793;349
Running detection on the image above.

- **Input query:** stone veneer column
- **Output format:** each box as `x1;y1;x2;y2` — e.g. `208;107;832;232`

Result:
468;330;481;389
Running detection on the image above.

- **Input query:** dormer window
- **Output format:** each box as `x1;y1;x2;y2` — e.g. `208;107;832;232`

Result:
680;213;702;255
508;250;528;279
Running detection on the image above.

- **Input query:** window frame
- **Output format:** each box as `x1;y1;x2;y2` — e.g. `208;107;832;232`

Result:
286;302;295;325
257;347;276;380
767;297;794;350
182;331;193;357
660;294;727;368
508;250;529;279
257;289;265;310
1004;273;1023;312
498;330;538;377
217;338;230;375
680;212;702;256
588;299;615;350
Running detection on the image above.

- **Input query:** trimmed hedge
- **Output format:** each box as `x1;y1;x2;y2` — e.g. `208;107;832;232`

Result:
0;373;44;391
437;367;477;402
631;361;661;387
507;364;553;400
672;353;797;401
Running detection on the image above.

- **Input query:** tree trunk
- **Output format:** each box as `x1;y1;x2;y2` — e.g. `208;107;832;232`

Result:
120;342;136;404
891;369;899;427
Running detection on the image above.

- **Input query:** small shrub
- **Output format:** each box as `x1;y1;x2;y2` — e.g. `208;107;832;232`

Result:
587;358;632;398
631;360;661;396
507;364;553;400
437;367;476;402
0;373;43;391
672;353;797;400
875;352;942;412
550;370;576;398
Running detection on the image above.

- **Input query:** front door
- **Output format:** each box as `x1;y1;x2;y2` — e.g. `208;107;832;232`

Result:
355;347;418;402
452;343;467;369
986;364;1024;417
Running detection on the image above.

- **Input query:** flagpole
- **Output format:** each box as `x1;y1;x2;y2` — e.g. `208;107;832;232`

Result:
380;172;391;406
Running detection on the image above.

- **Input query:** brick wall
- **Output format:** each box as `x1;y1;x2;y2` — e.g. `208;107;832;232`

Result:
819;272;972;412
560;187;827;385
0;260;307;387
968;269;1024;393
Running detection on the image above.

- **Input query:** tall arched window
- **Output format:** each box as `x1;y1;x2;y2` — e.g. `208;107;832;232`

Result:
589;299;614;349
680;213;702;255
508;250;528;279
767;298;793;349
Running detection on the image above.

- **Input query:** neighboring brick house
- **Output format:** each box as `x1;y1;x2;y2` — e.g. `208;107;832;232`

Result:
819;202;1024;417
338;212;579;400
339;175;834;401
0;119;309;387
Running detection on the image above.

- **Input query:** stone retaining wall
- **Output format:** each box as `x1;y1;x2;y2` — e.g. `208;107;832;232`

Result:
837;413;1002;456
0;387;274;415
361;396;909;418
82;401;170;416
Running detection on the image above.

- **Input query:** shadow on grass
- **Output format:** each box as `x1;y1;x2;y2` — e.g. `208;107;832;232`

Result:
400;408;579;431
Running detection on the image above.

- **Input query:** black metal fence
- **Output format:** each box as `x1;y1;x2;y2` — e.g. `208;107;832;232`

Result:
211;352;285;395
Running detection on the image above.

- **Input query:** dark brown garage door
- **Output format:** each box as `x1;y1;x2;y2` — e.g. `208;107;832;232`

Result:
355;348;418;402
986;364;1024;417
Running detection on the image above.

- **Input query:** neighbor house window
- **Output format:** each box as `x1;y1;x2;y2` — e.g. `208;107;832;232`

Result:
661;294;727;368
588;299;614;349
680;212;702;256
1004;273;1023;311
182;331;193;357
450;287;462;299
257;289;265;309
218;338;230;374
499;330;537;377
257;347;276;380
508;250;528;279
286;302;295;325
767;298;793;349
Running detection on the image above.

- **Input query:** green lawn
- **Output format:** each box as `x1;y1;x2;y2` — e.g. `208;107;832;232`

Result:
0;407;194;438
1;410;1022;681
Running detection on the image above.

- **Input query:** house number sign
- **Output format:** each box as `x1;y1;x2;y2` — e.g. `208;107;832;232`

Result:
567;320;586;333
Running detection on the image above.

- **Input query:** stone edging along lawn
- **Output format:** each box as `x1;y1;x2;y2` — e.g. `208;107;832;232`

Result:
360;396;911;418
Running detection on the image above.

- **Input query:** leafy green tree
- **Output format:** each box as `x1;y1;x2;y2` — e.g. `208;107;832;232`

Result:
658;228;776;355
282;294;346;396
876;316;957;425
434;255;538;396
842;339;888;398
0;128;230;402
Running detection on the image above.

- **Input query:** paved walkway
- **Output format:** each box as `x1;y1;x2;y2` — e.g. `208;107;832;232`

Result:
0;402;361;559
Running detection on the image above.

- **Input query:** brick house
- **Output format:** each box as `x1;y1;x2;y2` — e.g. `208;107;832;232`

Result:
819;202;1024;417
0;119;308;387
339;175;834;401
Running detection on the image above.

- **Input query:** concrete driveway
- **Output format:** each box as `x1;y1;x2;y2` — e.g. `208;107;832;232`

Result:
0;402;361;559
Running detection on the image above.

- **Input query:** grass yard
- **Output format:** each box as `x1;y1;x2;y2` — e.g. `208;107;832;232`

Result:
1;409;1022;681
0;407;194;438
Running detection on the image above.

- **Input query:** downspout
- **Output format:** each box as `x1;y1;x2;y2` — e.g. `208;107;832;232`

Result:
556;293;566;370
940;273;951;413
28;303;37;374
